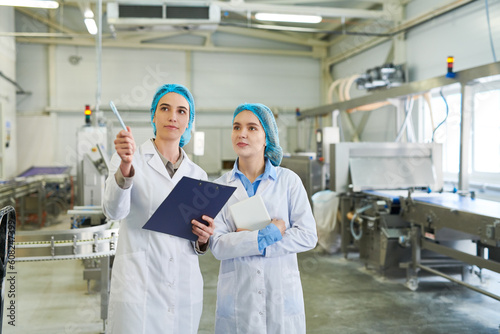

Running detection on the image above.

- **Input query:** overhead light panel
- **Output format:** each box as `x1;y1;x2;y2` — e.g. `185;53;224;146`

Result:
81;6;98;35
0;0;59;9
255;13;322;24
84;18;98;35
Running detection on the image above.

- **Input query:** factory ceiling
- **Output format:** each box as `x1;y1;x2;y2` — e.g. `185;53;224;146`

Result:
9;0;474;64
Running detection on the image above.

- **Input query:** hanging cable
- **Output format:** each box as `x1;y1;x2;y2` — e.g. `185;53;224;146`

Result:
394;96;415;142
432;89;449;142
405;97;417;142
350;204;373;241
485;0;498;62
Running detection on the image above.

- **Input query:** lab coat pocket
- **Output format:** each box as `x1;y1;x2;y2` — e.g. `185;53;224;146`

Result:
111;251;148;304
216;270;236;319
284;270;305;316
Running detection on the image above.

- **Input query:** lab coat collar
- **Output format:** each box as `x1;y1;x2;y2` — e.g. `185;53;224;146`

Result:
142;139;191;181
229;158;276;182
228;158;276;201
171;148;192;183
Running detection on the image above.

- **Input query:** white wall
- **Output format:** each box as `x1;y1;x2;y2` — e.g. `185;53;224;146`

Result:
327;0;500;142
406;0;500;81
192;52;320;109
0;6;17;179
14;35;321;176
11;0;500;176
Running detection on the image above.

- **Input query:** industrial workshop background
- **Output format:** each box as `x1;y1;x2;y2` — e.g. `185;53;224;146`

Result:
0;0;500;333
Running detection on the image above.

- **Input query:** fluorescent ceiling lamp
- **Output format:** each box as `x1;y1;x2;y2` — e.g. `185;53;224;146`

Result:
255;13;322;24
83;8;94;19
0;0;59;9
84;18;98;35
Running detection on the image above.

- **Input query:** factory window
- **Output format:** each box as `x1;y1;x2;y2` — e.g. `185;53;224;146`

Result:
421;90;462;176
472;89;500;175
420;83;500;196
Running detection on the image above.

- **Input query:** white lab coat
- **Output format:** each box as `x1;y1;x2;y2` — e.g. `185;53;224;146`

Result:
103;139;208;334
210;165;318;334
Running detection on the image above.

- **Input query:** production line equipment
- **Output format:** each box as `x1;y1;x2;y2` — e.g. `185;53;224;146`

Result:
399;191;500;299
0;166;72;228
1;210;118;332
329;142;500;300
331;142;443;270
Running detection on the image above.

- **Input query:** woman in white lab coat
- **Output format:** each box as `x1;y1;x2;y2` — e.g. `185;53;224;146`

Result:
210;103;318;334
103;84;214;334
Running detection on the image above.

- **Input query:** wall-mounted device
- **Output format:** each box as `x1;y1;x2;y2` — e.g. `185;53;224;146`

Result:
355;63;405;91
107;1;221;30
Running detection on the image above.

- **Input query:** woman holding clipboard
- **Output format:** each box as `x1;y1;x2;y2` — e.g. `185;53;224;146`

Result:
103;84;214;334
210;103;318;333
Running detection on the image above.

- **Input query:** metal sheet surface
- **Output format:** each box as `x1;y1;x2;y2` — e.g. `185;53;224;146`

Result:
411;193;500;219
330;142;443;192
350;156;435;191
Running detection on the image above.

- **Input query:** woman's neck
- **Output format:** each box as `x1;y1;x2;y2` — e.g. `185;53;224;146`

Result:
154;138;180;163
238;156;265;183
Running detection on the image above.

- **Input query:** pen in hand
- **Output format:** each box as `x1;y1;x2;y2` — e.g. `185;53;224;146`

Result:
109;101;128;132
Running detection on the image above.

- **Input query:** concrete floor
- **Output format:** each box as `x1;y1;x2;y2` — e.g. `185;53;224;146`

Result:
3;218;500;334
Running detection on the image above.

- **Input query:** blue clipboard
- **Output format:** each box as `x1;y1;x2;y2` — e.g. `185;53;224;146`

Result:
143;176;236;241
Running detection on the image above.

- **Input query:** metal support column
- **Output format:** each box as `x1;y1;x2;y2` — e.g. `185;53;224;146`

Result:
100;255;110;333
458;84;473;190
406;224;421;291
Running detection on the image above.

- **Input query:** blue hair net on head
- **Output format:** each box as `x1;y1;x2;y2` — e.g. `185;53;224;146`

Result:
150;84;195;147
233;103;283;166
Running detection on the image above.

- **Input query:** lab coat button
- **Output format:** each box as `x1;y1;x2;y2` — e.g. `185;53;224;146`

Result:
257;270;261;275
259;311;264;316
169;257;174;262
258;290;262;294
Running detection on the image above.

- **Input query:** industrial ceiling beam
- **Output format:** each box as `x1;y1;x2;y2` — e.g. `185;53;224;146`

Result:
216;25;328;47
15;6;78;35
213;0;387;19
15;36;318;57
326;0;477;65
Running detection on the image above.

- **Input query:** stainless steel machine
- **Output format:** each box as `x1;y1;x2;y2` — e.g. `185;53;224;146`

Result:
331;142;500;301
281;154;323;206
76;126;110;207
400;191;500;299
331;142;443;266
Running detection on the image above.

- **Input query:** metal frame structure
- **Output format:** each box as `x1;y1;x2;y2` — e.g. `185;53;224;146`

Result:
1;169;73;228
299;61;500;191
14;222;118;332
0;206;16;331
330;141;444;263
400;193;500;301
0;178;45;227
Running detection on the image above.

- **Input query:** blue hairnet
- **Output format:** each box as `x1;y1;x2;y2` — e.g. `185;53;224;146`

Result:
233;103;283;166
150;84;195;147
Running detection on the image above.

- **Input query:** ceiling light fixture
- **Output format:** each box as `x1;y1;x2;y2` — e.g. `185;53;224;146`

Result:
0;0;59;9
255;13;322;24
82;7;98;35
84;18;98;35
